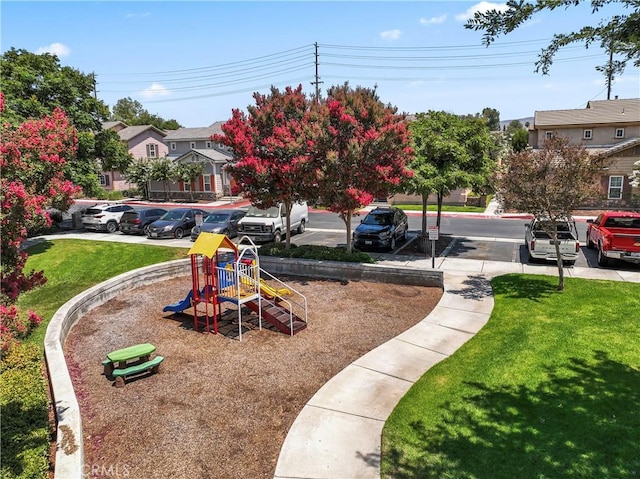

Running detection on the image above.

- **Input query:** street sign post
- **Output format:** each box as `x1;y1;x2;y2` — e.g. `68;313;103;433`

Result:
427;225;439;268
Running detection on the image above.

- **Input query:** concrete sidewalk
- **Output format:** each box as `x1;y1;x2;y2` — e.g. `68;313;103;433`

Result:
273;258;638;479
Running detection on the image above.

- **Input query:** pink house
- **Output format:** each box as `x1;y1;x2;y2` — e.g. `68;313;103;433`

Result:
101;121;169;191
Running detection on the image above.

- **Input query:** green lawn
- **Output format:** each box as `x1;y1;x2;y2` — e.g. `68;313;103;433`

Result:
381;274;640;479
1;239;188;479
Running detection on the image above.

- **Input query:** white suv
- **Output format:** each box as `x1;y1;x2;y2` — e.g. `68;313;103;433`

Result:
81;204;135;233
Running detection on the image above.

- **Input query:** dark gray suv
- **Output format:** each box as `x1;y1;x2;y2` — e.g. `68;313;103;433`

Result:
119;208;167;235
352;207;408;251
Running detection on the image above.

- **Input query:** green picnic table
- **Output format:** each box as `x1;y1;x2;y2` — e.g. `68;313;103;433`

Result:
102;343;163;387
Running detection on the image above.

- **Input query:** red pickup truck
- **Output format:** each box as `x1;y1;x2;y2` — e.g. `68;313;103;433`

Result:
586;212;640;266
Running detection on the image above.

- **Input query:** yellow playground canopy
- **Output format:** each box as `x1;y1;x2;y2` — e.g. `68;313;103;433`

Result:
187;232;238;259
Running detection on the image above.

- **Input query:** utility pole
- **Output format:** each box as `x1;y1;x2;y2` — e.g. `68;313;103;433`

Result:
310;42;323;103
92;72;98;100
606;45;613;100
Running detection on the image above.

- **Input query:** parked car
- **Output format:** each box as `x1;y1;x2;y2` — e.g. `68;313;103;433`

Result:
237;202;308;243
586;211;640;266
146;207;209;239
190;209;246;241
352;206;408;251
119;207;168;236
524;217;580;265
81;203;135;233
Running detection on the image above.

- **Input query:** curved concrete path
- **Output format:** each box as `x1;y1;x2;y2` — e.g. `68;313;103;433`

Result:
274;270;494;479
274;259;639;479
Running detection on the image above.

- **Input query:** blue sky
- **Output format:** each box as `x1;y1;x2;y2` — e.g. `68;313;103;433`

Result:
2;1;639;127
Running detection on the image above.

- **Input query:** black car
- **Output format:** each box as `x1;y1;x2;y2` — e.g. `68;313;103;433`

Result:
119;207;167;235
190;209;246;241
352;207;408;251
146;208;209;239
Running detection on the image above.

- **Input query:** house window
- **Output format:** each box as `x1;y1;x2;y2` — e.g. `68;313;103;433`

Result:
183;181;191;192
203;175;212;192
206;141;212;148
615;128;625;139
583;129;593;140
190;142;196;149
545;131;553;140
146;143;158;158
170;142;176;151
608;176;623;199
99;174;110;186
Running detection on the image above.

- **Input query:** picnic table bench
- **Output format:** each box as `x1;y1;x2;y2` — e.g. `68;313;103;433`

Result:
102;343;164;387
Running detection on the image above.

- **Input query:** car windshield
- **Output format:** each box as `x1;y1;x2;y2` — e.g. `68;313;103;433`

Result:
245;206;280;218
204;214;230;223
363;213;393;226
161;210;186;221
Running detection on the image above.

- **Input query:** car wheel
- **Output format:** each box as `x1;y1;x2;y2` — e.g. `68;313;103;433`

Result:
273;231;282;243
565;260;575;266
106;221;118;233
174;228;184;239
527;252;538;264
597;245;609;267
297;220;306;234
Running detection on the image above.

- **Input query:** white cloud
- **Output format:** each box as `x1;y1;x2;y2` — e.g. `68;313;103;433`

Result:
139;83;170;99
380;29;402;41
419;14;447;26
35;42;70;57
454;2;508;22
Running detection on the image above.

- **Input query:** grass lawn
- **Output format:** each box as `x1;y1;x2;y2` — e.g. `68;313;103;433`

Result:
1;239;188;479
382;274;640;479
393;204;487;213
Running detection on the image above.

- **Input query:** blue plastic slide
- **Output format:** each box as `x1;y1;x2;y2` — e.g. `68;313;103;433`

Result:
163;289;194;313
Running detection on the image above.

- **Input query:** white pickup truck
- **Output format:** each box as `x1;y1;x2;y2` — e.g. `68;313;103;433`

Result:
525;218;581;265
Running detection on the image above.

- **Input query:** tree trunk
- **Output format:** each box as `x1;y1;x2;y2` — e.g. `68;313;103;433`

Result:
343;211;353;254
284;201;292;250
554;236;565;291
418;193;429;253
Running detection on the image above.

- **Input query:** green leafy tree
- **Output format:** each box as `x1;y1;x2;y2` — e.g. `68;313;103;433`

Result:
316;83;414;254
95;128;133;172
151;157;176;200
482;107;501;131
498;136;604;290
465;0;640;95
123;158;154;199
112;97;182;130
214;85;323;249
505;119;529;152
174;161;205;201
408;111;497;231
0;48;130;195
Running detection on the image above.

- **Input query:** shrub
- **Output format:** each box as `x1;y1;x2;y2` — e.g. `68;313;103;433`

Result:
258;242;375;263
0;343;50;479
0;305;42;351
106;190;123;201
94;187;108;200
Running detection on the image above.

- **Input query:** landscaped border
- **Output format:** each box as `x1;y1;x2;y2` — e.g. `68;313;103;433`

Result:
44;257;443;478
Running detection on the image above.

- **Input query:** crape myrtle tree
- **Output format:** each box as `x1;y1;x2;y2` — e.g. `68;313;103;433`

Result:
465;0;640;97
123;158;154;199
213;85;324;250
498;136;604;291
0;48;131;195
0;103;81;349
407;111;496;236
316;83;414;254
151;157;176;201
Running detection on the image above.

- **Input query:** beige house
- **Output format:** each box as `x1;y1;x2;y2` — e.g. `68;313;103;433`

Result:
529;98;640;208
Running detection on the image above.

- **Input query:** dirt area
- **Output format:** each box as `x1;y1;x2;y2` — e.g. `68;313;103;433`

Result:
64;275;442;479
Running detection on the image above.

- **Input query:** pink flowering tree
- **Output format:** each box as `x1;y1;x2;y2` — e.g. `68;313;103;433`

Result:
213;85;324;249
316;84;414;253
0;98;81;349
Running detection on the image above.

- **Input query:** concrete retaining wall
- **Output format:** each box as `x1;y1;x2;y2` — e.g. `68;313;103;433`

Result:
44;257;442;478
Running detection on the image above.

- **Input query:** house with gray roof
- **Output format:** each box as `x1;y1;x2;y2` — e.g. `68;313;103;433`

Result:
101;122;169;192
529;98;640;208
148;122;234;201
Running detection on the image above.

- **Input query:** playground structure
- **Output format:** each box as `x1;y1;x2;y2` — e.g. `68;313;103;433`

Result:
163;233;307;340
